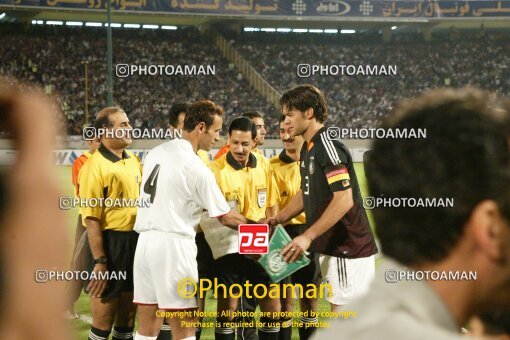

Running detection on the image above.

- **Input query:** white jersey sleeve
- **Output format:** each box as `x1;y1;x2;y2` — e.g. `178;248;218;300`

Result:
187;164;230;218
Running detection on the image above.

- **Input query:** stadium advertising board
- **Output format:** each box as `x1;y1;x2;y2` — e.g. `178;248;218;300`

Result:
2;0;510;17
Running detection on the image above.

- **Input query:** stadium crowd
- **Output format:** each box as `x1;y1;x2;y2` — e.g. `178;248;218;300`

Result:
0;24;277;136
235;31;510;130
3;46;510;340
1;24;510;137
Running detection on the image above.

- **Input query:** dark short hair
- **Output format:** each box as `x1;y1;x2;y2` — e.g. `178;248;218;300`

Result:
365;88;510;265
241;111;264;120
169;103;189;128
94;107;125;130
184;100;223;133
229;117;257;140
278;115;286;124
280;85;328;123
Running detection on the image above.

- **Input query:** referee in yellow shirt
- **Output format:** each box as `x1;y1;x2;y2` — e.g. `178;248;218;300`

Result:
214;111;266;160
201;117;280;340
78;107;142;340
270;115;320;340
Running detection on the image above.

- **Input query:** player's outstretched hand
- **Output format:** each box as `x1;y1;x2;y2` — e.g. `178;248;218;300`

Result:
258;216;278;227
268;224;276;239
87;264;108;298
281;235;312;263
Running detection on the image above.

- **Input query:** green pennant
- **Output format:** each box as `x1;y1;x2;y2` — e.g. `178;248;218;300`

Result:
258;225;311;283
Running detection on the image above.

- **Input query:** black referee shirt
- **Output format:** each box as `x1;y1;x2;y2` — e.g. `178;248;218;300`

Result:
300;127;378;258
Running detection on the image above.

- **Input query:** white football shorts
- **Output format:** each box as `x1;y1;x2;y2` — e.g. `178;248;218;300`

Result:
319;254;375;305
133;230;198;309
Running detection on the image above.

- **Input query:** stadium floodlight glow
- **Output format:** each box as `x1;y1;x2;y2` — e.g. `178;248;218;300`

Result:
66;21;83;26
261;28;276;32
0;13;6;20
309;29;323;33
244;27;260;32
292;28;308;33
142;24;158;29
46;21;64;25
391;26;397;30
324;29;338;34
340;29;356;34
85;22;102;27
161;25;177;30
37;20;43;24
105;23;121;27
31;19;36;24
124;23;140;28
276;28;291;33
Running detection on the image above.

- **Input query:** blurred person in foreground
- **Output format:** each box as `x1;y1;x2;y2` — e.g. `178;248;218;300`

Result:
468;309;510;340
314;88;510;339
0;80;70;339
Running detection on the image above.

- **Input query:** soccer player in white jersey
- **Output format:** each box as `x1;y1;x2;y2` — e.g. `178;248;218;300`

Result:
133;100;250;340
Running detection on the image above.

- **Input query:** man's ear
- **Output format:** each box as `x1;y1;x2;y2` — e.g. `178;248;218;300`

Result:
304;107;314;120
469;200;507;263
196;122;206;135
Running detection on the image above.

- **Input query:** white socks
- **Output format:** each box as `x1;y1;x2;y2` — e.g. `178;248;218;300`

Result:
134;333;157;340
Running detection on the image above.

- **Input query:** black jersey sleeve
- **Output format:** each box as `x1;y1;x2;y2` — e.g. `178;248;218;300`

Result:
316;132;352;192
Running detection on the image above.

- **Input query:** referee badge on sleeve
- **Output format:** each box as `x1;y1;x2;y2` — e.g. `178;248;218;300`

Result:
257;188;267;208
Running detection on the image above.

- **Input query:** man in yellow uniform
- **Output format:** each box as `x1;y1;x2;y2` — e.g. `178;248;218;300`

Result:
168;102;188;131
238;112;273;340
270;115;320;340
201;117;280;340
240;111;276;216
78;107;142;340
214;111;267;160
169;101;210;165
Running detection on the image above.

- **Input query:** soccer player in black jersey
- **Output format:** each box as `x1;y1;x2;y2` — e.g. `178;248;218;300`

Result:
263;85;378;311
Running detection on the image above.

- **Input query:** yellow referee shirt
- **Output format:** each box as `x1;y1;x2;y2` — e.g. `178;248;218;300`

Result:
78;143;142;232
270;150;306;225
197;149;210;166
210;152;279;222
196;149;210;234
73;151;93;220
253;148;280;210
